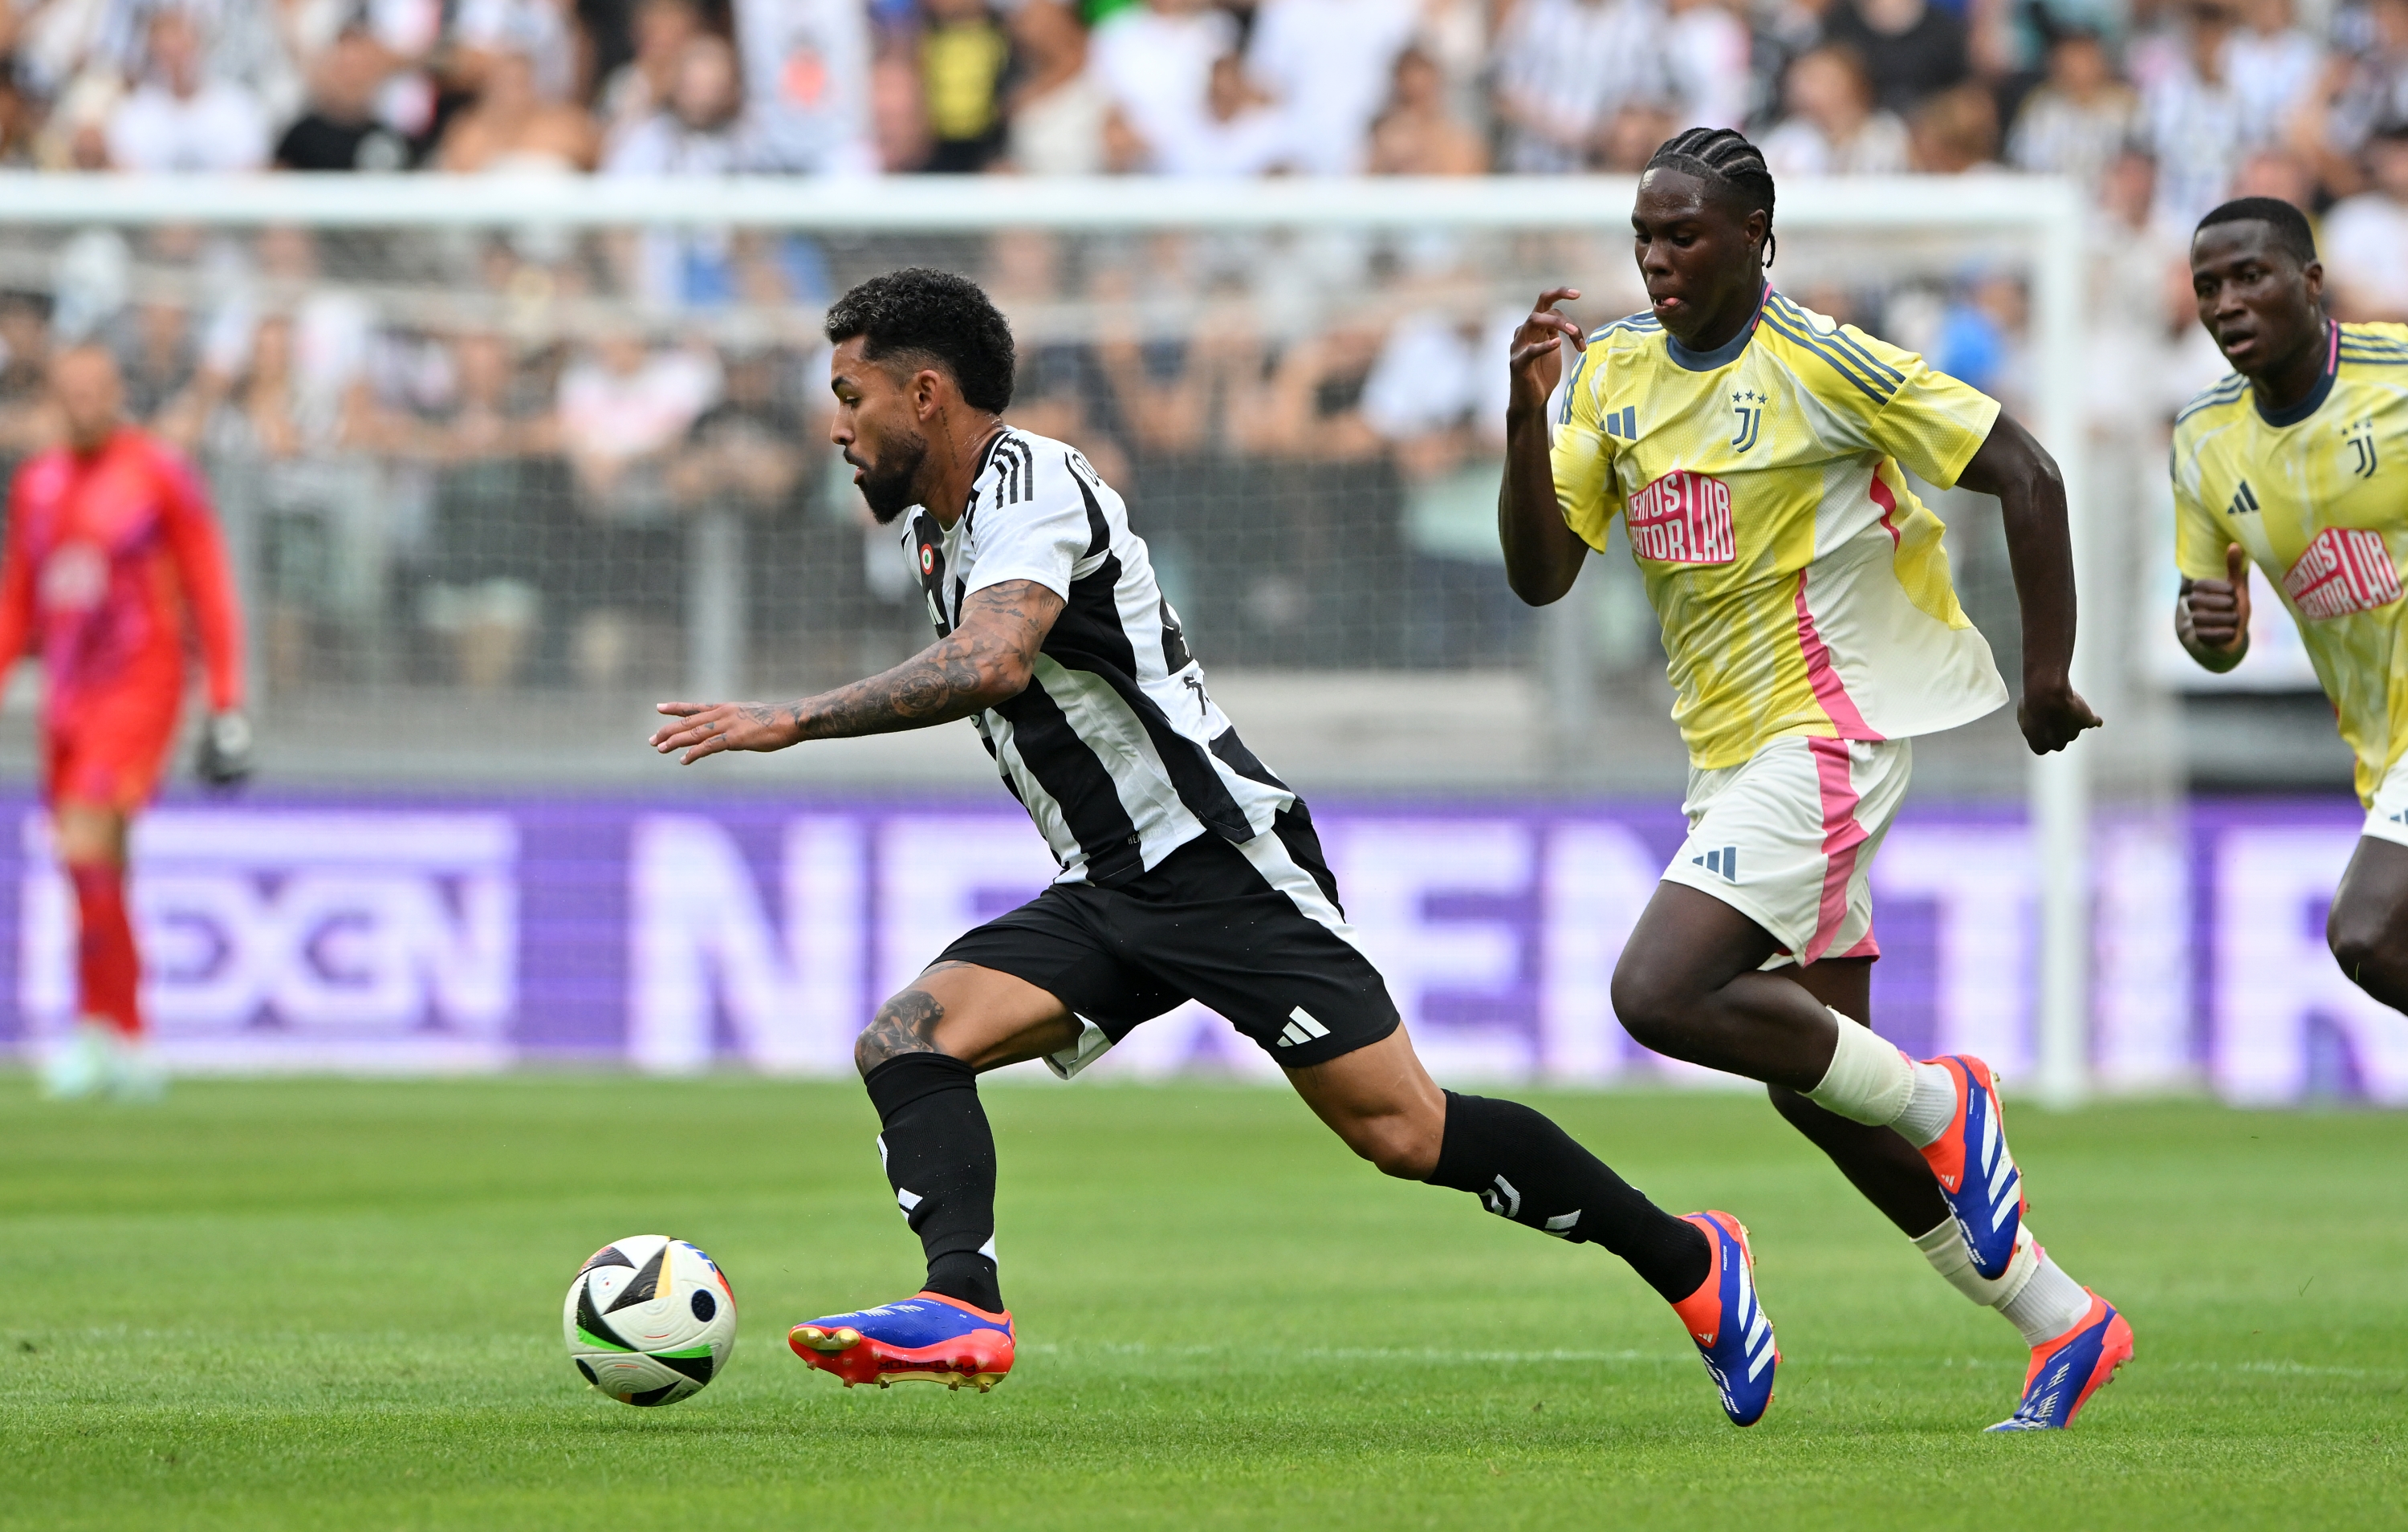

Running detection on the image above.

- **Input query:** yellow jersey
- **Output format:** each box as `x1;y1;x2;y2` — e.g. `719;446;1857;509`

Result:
1549;288;2008;770
2171;320;2408;805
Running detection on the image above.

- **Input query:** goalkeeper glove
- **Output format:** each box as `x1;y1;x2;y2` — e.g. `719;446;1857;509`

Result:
195;709;254;786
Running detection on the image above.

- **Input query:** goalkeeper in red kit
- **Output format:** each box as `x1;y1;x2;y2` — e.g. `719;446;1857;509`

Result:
0;345;249;1099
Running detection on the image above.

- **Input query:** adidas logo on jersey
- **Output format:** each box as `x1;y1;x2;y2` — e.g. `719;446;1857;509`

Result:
1692;845;1739;882
2228;480;2260;517
1275;1007;1330;1048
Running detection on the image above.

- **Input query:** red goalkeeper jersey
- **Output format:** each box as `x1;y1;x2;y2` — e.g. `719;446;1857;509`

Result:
0;427;244;754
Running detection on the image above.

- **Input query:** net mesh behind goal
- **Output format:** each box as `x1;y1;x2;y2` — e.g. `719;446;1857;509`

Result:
0;174;2138;803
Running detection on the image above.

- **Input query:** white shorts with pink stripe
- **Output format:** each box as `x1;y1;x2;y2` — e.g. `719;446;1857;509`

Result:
1662;735;1914;968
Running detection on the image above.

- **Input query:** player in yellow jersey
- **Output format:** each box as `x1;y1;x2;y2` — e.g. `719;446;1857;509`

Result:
1498;128;2131;1431
2174;196;2408;1012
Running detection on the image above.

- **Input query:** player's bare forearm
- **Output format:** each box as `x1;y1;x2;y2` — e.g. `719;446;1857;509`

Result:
1499;286;1590;606
650;581;1064;763
1958;413;2101;753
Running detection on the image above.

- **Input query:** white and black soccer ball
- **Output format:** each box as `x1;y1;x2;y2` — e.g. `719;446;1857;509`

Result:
563;1235;737;1406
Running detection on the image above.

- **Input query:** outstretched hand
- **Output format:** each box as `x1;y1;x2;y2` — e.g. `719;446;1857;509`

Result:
1507;287;1585;418
650;701;801;764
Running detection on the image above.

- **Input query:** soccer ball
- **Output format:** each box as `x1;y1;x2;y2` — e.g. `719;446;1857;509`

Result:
563;1234;737;1406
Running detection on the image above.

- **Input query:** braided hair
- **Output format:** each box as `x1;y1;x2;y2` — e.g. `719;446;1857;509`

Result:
1643;127;1779;269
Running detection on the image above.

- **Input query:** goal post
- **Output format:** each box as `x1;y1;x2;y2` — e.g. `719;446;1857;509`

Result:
0;170;2101;1101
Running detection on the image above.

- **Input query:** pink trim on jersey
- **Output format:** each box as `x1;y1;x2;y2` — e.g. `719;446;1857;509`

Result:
1837;929;1881;960
1806;735;1870;963
1869;467;1902;548
1793;570;1883;740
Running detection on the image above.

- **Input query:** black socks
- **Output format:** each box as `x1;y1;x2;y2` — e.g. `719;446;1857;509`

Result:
863;1052;1004;1315
1424;1091;1712;1302
860;1063;1708;1315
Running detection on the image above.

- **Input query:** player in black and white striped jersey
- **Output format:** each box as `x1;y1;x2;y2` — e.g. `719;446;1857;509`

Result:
649;268;1777;1424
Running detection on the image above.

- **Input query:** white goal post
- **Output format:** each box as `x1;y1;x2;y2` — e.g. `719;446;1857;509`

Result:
0;171;2097;1104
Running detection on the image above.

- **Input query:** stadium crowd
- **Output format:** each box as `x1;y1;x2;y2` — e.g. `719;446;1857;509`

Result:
0;0;2390;697
0;0;2404;238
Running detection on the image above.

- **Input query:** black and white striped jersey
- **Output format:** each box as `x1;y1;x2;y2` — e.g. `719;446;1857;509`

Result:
901;427;1300;888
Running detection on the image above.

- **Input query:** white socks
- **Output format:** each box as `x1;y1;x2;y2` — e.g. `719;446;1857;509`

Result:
1914;1219;2093;1347
1801;1010;1914;1125
1890;1061;1959;1148
1803;1011;1958;1147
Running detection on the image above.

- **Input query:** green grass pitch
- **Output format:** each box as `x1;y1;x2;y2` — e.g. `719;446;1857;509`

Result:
0;1075;2402;1530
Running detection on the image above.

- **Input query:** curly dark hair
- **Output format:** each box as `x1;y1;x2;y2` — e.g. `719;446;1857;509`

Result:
1645;127;1779;267
823;266;1016;412
2196;196;2317;266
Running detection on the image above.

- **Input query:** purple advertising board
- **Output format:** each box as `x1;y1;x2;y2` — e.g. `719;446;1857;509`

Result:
0;792;2398;1105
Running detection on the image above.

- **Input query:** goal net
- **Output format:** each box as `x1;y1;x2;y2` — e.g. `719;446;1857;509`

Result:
0;173;2154;1096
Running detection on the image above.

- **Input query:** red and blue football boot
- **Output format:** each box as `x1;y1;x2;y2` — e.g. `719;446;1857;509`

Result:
1987;1290;2133;1432
788;1292;1015;1391
1917;1055;2025;1281
1670;1211;1778;1428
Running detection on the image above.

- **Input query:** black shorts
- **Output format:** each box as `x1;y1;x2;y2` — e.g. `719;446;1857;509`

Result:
934;812;1400;1070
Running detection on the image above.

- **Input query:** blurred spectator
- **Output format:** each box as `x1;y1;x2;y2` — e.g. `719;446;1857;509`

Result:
1665;0;1751;131
604;35;743;174
605;35;747;305
559;331;719;510
2228;0;2322;144
113;299;195;423
1255;323;1385;460
556;331;720;686
436;48;600;172
1909;81;2000;172
1156;52;1293;174
987;230;1131;480
104;8;271;172
1491;0;1673;173
0;66;40;165
1246;0;1419;175
2229;140;2316;201
2320;0;2408;169
0;292;51;457
451;0;580;102
1368;44;1487;173
870;48;933;169
2323;122;2408;317
920;0;1012;171
668;347;809;514
1597;101;1679;170
1005;0;1116;175
2007;28;2140;186
1415;0;1492;131
2144;2;2249;230
1928;270;2029;408
421;331;553;691
732;0;877;173
1821;0;1971;116
1092;0;1239;168
1763;45;1912;176
598;0;706;148
275;29;411;171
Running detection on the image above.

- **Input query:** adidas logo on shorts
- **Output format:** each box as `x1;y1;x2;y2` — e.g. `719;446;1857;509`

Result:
1692;845;1739;882
1275;1007;1331;1048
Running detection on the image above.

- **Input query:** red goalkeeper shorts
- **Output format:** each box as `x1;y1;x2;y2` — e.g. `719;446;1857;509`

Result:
44;686;182;811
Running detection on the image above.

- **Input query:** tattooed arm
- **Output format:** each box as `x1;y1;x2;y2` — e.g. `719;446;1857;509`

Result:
649;579;1065;764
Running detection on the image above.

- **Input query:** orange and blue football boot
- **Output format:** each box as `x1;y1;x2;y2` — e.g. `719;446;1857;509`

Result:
1670;1211;1778;1427
1917;1055;2025;1281
788;1292;1015;1391
1987;1290;2133;1432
